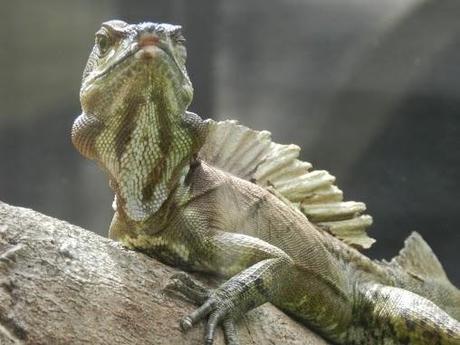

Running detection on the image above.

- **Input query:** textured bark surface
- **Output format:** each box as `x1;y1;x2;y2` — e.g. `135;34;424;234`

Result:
0;201;329;345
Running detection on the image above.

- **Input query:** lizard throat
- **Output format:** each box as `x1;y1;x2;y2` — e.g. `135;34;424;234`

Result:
107;102;199;222
73;83;202;223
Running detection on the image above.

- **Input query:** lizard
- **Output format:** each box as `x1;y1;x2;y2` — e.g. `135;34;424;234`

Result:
71;20;460;345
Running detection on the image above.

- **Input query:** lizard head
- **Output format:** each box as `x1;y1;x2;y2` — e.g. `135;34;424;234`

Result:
72;20;201;222
79;20;193;119
73;20;194;161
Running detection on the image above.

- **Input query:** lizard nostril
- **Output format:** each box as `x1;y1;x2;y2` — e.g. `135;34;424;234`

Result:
138;33;160;48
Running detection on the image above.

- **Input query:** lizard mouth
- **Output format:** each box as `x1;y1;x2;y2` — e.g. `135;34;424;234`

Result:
84;42;185;88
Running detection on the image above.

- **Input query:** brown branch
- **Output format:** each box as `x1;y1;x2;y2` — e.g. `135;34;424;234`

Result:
0;201;330;345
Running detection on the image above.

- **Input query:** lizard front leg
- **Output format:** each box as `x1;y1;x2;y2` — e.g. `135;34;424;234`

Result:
180;257;293;344
161;231;292;345
167;231;313;345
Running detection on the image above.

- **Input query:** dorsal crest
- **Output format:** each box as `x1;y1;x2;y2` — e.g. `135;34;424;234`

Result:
199;120;375;249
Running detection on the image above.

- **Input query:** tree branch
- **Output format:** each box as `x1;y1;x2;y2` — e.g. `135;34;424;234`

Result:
0;201;329;345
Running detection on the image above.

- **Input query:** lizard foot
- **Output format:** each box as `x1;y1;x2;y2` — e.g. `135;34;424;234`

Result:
165;272;240;345
180;298;239;345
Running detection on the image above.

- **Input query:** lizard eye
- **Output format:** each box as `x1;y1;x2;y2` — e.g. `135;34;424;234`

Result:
174;34;186;45
171;29;186;45
95;34;112;56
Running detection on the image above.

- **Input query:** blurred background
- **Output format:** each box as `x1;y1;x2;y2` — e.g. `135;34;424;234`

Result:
0;0;459;284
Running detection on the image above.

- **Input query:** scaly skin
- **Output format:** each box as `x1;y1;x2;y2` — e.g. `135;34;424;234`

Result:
72;20;460;345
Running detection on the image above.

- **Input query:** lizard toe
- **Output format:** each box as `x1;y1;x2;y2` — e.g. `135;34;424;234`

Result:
180;295;241;344
165;272;211;304
222;318;239;345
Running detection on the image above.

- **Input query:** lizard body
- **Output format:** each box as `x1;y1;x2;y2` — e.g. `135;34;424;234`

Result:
72;20;460;344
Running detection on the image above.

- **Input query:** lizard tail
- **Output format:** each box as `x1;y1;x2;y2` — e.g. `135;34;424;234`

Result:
199;119;375;249
349;283;460;345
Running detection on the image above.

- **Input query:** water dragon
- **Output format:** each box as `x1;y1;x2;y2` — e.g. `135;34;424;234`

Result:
71;20;460;345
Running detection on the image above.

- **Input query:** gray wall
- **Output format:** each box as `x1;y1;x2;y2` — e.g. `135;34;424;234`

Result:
1;0;459;284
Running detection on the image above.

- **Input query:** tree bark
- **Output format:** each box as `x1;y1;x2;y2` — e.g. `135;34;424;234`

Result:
0;201;330;345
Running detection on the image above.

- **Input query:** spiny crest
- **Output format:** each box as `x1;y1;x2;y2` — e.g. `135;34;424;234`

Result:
387;232;448;281
199;120;375;249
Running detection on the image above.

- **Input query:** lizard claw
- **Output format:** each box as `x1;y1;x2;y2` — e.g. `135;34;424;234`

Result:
180;296;240;345
180;316;193;331
166;272;241;344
